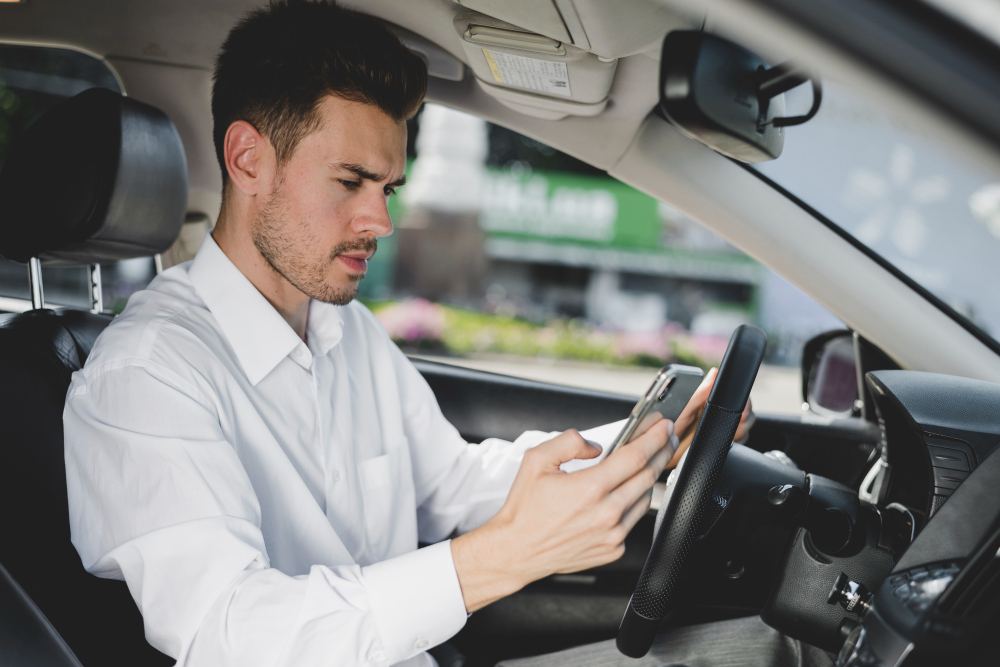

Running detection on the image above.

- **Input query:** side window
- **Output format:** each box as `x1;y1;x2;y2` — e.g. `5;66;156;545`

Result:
0;43;155;313
364;104;844;414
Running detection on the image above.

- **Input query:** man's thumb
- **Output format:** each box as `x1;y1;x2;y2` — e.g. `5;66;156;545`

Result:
532;430;602;470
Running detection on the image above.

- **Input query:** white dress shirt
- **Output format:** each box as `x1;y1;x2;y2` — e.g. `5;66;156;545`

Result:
63;234;564;667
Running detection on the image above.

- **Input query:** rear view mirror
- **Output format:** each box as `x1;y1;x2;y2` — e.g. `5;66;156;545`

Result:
802;330;860;417
658;31;821;162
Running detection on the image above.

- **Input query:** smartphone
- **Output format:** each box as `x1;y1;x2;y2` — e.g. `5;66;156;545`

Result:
604;364;704;458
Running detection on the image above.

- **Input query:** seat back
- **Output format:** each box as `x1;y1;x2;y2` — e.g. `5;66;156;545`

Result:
0;559;82;667
0;310;172;666
0;88;187;665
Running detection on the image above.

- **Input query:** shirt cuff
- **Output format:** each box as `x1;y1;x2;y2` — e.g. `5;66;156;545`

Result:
363;540;468;664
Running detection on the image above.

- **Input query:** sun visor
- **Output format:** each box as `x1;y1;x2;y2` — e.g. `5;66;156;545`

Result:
452;0;698;59
453;12;616;120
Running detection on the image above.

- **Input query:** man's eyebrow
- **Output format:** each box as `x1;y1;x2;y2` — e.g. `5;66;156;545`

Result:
333;162;406;188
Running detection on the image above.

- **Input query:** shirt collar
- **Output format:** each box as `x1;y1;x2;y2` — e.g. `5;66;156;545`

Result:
189;233;304;386
306;298;345;358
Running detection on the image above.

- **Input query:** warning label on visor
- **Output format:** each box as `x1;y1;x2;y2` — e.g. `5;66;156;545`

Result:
483;49;572;98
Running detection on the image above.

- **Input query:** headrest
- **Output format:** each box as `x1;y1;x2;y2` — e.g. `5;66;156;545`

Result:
0;88;188;266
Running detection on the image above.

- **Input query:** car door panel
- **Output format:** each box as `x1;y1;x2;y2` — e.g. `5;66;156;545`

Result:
411;358;636;443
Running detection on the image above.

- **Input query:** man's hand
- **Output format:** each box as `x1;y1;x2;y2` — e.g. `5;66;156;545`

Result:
451;418;676;612
666;367;754;468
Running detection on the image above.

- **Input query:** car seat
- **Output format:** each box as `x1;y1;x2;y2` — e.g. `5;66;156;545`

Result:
0;87;187;665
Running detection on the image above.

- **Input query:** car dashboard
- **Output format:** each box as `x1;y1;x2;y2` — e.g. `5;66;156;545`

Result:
866;370;1000;519
832;370;1000;666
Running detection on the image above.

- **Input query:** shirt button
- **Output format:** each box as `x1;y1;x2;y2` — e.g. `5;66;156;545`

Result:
331;470;341;482
293;347;304;358
414;638;428;649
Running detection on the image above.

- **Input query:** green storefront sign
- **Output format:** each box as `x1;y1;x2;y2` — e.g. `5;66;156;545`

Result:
361;167;759;298
480;169;661;250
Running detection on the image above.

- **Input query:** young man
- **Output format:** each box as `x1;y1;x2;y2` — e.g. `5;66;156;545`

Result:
64;2;766;667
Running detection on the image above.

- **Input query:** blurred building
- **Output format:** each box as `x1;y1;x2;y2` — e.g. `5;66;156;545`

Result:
393;105;489;303
477;169;760;333
362;104;843;365
371;105;761;331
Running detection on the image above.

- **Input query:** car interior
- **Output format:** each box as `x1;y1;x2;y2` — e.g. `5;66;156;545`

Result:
2;1;1000;667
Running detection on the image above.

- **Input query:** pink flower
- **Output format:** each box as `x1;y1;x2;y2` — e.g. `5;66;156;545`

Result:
615;331;671;360
375;298;446;343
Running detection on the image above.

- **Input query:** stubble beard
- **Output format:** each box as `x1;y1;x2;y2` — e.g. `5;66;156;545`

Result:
251;183;376;306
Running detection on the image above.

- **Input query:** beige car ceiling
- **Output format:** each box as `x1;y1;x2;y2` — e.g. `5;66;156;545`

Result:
5;0;1000;383
0;0;693;217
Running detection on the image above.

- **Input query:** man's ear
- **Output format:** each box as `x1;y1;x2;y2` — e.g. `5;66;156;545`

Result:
224;121;268;196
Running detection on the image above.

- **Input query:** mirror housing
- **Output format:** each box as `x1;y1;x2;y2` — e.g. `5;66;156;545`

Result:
658;31;821;163
802;330;860;417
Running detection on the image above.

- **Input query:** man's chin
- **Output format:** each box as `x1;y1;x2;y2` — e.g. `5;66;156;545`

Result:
312;276;363;306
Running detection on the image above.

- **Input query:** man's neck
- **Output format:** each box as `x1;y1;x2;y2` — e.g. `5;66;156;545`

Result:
212;201;310;341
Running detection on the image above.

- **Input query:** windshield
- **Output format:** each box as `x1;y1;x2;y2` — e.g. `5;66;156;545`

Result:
754;79;1000;346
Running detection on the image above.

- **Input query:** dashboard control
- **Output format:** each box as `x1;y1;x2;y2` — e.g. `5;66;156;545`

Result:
834;625;883;667
886;562;960;619
828;573;873;616
768;484;854;554
835;560;968;667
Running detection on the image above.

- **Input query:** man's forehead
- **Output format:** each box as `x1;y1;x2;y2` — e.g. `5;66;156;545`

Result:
305;95;407;175
314;95;405;138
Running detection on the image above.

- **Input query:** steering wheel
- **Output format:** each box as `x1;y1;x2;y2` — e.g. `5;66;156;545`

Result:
617;325;767;657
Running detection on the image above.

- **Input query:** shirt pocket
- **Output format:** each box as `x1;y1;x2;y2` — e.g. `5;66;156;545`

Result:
357;447;417;563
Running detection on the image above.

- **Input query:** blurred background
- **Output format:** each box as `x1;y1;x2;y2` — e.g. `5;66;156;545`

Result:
354;103;840;413
0;43;848;415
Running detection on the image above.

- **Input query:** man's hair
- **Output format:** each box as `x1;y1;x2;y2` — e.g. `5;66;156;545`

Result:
212;0;427;182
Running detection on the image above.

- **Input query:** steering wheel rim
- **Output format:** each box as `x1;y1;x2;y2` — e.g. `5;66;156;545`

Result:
616;325;767;657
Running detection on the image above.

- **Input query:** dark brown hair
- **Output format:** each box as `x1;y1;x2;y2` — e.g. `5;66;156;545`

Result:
212;0;427;182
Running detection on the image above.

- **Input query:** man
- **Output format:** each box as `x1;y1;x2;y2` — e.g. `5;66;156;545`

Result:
64;3;777;667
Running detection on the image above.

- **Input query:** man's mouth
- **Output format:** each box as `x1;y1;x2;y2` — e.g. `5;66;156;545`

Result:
336;250;374;274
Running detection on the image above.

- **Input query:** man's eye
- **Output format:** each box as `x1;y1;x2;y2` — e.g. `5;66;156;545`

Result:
384;186;397;197
339;179;361;190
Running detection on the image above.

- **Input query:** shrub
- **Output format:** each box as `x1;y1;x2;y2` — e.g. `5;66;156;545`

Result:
367;298;725;370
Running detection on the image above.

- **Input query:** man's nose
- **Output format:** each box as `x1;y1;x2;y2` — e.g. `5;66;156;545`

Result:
354;190;395;237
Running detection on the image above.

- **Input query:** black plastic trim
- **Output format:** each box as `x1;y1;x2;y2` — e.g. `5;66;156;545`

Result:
740;164;1000;360
0;561;81;667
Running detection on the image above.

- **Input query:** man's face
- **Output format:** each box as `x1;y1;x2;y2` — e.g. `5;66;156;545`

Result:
252;95;406;305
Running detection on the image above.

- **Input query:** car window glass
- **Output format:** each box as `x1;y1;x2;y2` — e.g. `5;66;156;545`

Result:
754;79;1000;350
0;43;156;313
364;104;843;414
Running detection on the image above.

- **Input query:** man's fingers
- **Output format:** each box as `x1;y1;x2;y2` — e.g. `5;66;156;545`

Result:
577;494;651;565
606;432;676;510
619;492;652;535
674;367;716;438
526;429;601;472
587;419;671;491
